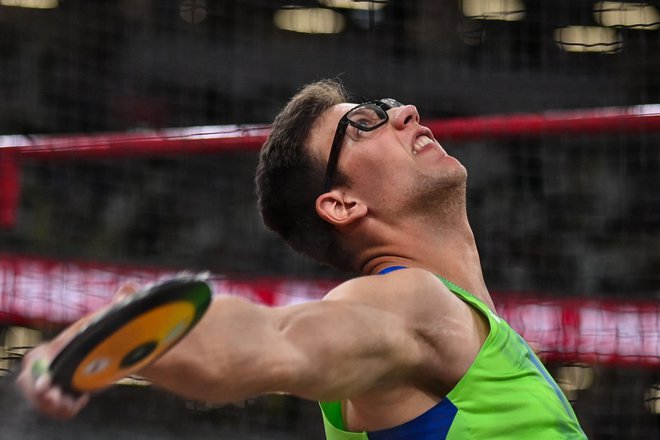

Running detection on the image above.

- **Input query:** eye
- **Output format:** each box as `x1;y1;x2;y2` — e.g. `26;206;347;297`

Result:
353;119;371;136
347;106;382;138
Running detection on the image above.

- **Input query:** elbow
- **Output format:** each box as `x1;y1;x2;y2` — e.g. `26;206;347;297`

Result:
265;342;314;396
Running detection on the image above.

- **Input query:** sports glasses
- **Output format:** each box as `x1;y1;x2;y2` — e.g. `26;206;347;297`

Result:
323;98;403;192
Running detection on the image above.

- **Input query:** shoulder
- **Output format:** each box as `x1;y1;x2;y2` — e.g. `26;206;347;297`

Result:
324;268;489;386
323;268;472;332
325;268;460;308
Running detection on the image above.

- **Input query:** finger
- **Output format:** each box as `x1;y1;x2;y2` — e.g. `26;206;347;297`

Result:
16;366;52;411
18;347;51;387
71;393;91;414
33;381;88;420
33;369;51;394
52;390;90;419
113;281;141;303
17;354;52;398
42;386;73;419
17;341;92;419
30;358;50;381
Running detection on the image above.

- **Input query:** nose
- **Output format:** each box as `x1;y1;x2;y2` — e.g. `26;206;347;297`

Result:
390;104;420;129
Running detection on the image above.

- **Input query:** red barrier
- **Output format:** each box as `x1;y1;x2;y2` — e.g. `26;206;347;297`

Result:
1;253;658;368
1;105;659;228
0;151;20;228
426;105;660;140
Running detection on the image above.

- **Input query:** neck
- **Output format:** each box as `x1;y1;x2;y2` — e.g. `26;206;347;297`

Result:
356;211;493;309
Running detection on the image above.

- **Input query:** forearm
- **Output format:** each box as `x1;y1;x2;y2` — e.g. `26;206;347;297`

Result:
139;295;292;403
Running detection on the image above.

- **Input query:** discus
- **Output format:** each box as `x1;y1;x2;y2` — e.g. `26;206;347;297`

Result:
37;276;213;396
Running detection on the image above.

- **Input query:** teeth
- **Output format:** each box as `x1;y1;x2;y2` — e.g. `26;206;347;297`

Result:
413;135;434;154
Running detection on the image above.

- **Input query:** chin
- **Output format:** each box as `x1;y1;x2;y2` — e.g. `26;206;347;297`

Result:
407;168;466;212
435;162;467;188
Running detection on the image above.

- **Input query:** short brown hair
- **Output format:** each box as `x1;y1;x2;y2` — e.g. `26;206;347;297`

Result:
255;79;352;271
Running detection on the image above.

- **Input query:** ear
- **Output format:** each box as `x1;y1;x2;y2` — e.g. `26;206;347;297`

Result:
315;190;368;227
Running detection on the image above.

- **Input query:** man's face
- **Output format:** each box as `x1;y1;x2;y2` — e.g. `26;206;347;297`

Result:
308;100;467;213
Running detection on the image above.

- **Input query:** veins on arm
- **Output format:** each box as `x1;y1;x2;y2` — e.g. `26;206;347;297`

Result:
139;290;427;404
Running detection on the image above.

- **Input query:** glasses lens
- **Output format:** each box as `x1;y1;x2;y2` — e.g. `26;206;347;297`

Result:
346;104;386;129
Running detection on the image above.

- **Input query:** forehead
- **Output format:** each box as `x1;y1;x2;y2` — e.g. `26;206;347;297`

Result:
307;102;355;160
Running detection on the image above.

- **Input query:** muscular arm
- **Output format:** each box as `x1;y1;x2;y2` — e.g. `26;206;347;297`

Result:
18;268;486;419
142;268;483;404
141;291;424;403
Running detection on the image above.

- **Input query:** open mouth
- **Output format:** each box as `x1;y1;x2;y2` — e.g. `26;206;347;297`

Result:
412;134;435;155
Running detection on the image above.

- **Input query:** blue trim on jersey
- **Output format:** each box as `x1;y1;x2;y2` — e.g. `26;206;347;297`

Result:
519;335;577;423
367;398;458;440
377;266;408;275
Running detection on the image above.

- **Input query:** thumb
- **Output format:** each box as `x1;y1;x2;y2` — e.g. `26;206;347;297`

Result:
112;282;141;303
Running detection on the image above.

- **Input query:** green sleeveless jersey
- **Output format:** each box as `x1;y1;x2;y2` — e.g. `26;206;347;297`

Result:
319;276;586;439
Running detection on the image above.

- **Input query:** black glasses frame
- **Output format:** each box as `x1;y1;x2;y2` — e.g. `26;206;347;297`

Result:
322;98;402;192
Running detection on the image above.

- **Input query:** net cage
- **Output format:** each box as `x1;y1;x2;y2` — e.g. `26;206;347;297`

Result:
1;1;660;439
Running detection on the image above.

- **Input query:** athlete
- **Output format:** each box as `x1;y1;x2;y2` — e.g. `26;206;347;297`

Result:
18;79;586;438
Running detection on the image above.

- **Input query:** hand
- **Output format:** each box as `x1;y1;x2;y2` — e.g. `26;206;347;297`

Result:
15;282;141;419
16;342;90;419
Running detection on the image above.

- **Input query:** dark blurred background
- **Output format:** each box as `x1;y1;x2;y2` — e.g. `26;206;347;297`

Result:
1;0;659;293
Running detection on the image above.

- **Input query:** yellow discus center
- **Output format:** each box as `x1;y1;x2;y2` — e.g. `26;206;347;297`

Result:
72;301;195;391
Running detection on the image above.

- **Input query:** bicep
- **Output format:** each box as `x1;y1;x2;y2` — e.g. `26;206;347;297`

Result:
274;299;425;401
304;271;485;392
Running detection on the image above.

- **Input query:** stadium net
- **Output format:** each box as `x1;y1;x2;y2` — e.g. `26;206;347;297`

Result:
1;107;659;439
1;1;659;439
